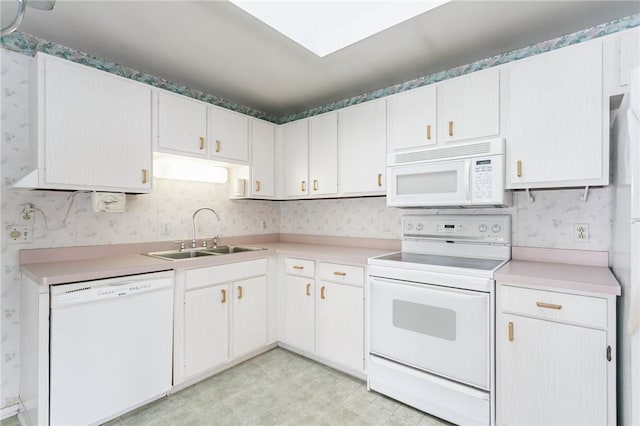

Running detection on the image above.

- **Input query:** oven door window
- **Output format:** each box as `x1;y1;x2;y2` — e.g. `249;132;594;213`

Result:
370;277;490;389
393;300;456;341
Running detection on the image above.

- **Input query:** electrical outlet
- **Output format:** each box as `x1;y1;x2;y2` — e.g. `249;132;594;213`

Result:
161;220;172;236
7;225;34;243
574;223;590;242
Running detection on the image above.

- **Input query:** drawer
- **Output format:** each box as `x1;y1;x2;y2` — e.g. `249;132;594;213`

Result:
499;284;607;329
186;258;267;290
319;262;364;287
285;257;315;277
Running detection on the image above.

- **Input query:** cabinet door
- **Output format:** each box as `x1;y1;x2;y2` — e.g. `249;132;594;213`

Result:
282;275;315;353
43;56;152;191
157;91;208;156
250;119;275;197
497;313;608;426
208;106;249;163
184;284;230;378
338;100;386;195
281;120;309;197
316;282;364;372
387;85;437;152
505;41;604;188
232;276;268;358
438;68;499;144
309;112;338;196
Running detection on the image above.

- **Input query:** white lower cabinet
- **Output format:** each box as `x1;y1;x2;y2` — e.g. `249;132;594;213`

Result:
231;276;268;358
316;280;364;372
181;259;268;381
282;274;315;353
497;284;616;426
184;283;230;378
281;257;365;375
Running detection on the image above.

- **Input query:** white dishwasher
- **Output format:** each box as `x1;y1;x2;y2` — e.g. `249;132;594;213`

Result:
49;270;174;426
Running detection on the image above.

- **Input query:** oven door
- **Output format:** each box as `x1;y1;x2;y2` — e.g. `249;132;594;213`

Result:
370;277;490;389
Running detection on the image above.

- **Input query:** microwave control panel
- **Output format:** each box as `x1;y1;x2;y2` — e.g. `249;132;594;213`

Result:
471;155;504;203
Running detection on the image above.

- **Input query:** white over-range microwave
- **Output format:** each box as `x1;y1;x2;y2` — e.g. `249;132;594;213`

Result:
387;138;511;208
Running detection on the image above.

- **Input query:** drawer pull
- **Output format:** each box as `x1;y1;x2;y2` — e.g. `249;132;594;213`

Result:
517;160;522;177
301;180;306;192
426;124;431;140
320;286;326;300
221;289;227;304
448;120;454;137
142;168;149;184
536;301;562;310
377;173;382;187
508;321;514;341
215;140;221;153
199;136;205;150
255;180;261;192
293;265;304;270
305;282;311;296
333;271;346;276
313;180;318;191
237;285;243;300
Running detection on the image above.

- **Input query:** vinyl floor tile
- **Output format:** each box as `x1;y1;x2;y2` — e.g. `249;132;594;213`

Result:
5;348;453;426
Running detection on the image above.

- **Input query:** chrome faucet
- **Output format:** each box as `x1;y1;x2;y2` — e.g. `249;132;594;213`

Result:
191;207;221;248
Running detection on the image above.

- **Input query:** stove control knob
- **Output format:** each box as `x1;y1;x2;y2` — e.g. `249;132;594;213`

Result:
416;223;424;231
478;224;488;233
492;224;502;233
406;223;413;231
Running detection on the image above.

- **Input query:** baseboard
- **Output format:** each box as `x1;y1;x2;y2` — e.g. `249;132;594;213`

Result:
1;403;20;420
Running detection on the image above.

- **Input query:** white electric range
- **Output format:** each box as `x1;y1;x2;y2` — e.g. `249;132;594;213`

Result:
367;214;511;426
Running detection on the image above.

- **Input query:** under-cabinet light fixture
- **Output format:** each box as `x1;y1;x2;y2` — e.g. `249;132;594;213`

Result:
153;153;228;184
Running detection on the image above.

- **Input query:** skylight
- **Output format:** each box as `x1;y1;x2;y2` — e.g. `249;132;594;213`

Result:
229;1;451;57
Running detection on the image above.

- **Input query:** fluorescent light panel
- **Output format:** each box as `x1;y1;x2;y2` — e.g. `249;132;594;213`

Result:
153;153;228;183
230;1;451;57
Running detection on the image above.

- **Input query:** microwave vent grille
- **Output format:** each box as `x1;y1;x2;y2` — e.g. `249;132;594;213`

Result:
394;141;492;164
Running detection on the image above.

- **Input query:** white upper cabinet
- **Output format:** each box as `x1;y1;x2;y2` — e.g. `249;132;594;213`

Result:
504;40;606;189
309;112;338;196
208;106;249;163
338;99;387;195
438;68;500;144
249;119;276;198
157;91;208;156
155;94;249;164
18;53;153;193
281;120;310;197
387;85;437;152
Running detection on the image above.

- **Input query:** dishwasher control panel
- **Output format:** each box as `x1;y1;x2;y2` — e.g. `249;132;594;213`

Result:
50;271;173;307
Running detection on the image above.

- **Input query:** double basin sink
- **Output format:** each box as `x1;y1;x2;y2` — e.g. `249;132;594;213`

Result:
147;245;265;261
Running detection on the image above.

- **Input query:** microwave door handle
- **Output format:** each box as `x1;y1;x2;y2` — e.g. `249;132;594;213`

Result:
464;160;471;201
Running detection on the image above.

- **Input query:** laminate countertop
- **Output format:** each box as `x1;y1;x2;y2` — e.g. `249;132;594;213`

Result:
20;237;397;286
495;247;621;296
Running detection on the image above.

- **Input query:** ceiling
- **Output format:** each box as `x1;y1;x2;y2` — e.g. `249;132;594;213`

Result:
12;0;640;117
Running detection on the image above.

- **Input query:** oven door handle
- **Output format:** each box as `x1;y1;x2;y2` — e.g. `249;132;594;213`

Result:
464;159;471;202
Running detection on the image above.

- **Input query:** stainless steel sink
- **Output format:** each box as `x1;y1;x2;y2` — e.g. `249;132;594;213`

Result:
146;249;218;260
201;245;266;255
146;245;265;260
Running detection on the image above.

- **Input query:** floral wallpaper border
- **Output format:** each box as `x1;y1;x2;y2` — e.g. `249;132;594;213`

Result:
1;13;638;125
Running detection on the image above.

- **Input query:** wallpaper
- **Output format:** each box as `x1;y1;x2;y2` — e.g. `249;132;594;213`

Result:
0;17;624;411
1;14;637;124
